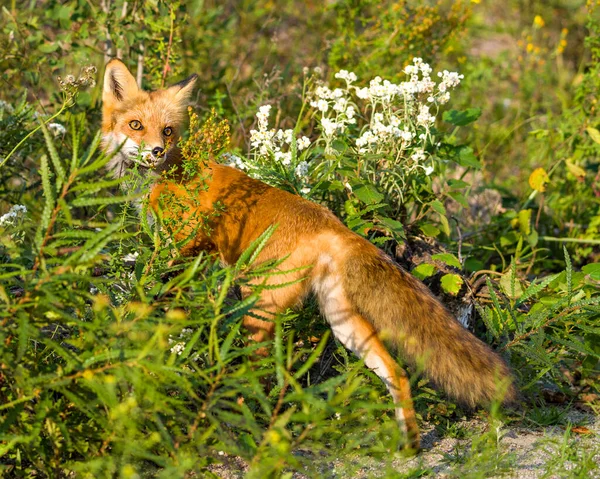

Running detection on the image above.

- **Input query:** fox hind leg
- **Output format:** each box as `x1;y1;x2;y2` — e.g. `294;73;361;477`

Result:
241;271;310;355
315;273;420;450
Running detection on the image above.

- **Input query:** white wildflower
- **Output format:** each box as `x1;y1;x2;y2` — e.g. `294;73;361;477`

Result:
400;128;414;143
333;97;347;113
123;252;139;263
356;130;378;152
416;105;435;126
423;165;434;176
315;85;333;99
335;70;358;84
0;204;27;227
168;328;194;355
170;342;185;355
355;87;369;100
222;152;247;170
47;123;66;136
295;161;309;177
320;118;339;137
297;136;311;150
256;105;272;130
411;149;427;162
0;100;14;112
438;92;451;104
404;64;419;76
274;151;292;165
316;99;329;112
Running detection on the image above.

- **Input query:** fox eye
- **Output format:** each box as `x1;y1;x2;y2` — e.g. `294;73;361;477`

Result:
163;127;173;137
129;120;143;131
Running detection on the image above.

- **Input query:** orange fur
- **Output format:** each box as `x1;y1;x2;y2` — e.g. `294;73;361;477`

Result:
102;60;516;451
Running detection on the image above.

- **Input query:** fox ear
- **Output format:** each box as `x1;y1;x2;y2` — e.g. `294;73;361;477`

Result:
167;74;198;105
103;59;139;105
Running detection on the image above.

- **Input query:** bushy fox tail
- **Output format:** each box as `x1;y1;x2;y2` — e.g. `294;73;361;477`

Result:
342;246;516;407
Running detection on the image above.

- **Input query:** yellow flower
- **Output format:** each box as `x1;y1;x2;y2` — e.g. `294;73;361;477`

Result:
533;15;545;28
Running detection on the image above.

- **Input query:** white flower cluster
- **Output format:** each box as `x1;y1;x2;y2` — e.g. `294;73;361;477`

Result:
0;100;14;112
47;122;66;136
249;104;311;166
334;69;357;84
0;204;27;227
309;83;356;142
295;161;309;177
311;58;463;176
122;251;139;263
222;152;247;170
168;328;193;356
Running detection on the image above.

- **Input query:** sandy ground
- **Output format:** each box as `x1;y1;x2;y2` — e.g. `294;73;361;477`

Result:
207;410;600;478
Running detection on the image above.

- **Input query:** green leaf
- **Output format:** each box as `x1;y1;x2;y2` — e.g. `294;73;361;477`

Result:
565;158;586;179
430;199;446;215
516;273;559;306
38;43;59;53
36;154;55;249
236;224;277;269
465;257;484;272
432;253;461;269
377;216;405;240
40;121;66;189
582;263;600;281
449;191;469;208
420;223;440;237
39;154;55;229
518;209;532;236
586;127;600;144
439;214;451;236
456;146;481;169
499;270;523;300
71;195;140;207
413;263;436;280
440;274;463;295
70;177;128;194
443;108;482;126
448;179;469;189
564;245;573;300
352;183;384;205
527;228;539;247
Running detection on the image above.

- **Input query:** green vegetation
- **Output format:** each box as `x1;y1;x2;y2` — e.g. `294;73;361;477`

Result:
1;1;599;477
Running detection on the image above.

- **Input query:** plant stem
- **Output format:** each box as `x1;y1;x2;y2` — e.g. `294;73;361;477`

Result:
540;236;600;245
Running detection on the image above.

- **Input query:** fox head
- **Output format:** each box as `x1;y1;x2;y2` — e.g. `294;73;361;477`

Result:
101;59;197;177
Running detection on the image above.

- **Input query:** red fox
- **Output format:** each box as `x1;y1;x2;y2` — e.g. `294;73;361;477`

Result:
102;59;515;450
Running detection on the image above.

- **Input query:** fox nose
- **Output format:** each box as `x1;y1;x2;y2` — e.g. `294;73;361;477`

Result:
152;146;164;157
